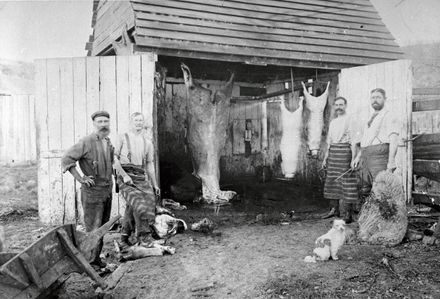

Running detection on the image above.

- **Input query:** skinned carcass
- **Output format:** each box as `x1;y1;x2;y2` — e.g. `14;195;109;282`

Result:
280;97;304;178
302;81;330;158
181;63;236;204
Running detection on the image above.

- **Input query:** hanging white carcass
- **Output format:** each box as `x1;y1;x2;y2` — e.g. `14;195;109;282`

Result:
181;63;236;204
280;96;304;178
302;81;330;158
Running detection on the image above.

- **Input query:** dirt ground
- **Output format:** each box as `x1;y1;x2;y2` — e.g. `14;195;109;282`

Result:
1;165;440;299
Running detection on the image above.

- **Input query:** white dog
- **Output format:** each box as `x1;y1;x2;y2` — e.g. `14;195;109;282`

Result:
304;219;346;262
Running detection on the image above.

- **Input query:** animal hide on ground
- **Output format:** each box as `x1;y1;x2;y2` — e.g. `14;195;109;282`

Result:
302;81;330;157
280;97;304;178
358;171;408;246
181;63;236;204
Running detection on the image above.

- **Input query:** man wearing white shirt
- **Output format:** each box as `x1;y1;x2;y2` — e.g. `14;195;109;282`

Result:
352;88;399;204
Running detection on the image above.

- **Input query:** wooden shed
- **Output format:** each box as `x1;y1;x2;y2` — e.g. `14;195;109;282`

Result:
35;0;413;224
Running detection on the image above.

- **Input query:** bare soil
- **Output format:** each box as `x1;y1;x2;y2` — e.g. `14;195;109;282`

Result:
1;165;440;299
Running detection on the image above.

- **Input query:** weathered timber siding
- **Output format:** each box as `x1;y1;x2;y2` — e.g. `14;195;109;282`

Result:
0;95;37;163
35;54;157;225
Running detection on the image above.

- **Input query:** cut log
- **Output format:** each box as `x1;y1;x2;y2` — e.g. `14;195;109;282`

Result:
358;171;408;246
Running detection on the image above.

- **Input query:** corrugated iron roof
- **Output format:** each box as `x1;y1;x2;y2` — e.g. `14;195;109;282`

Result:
91;0;404;68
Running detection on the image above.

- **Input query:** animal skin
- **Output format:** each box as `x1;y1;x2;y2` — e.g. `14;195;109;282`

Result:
302;81;330;157
181;63;236;204
280;97;304;178
304;219;346;262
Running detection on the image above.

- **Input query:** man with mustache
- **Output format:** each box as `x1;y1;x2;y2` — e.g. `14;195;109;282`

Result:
321;97;358;223
113;112;160;247
62;111;114;268
352;88;399;204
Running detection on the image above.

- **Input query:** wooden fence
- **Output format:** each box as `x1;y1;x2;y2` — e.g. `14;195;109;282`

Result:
35;54;157;225
0;95;37;163
412;87;440;134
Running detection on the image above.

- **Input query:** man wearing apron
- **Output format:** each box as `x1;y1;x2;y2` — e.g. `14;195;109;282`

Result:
114;112;160;247
352;88;399;204
321;97;358;223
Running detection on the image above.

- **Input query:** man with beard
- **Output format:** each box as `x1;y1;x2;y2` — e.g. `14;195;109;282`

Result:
321;97;358;223
62;111;114;268
352;88;399;204
113;112;160;247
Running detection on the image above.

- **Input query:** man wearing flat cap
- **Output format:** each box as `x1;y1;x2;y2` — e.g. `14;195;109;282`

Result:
61;110;114;268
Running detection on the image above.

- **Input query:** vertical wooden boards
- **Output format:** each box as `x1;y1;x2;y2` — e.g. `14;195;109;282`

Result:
72;57;88;223
35;59;51;224
116;56;130;134
339;59;412;202
59;59;76;223
141;54;156;128
86;57;100;134
99;56;119;218
45;59;64;224
35;54;159;224
128;55;142;114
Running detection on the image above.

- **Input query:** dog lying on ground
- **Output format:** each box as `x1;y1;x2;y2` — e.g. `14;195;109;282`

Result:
304;219;346;263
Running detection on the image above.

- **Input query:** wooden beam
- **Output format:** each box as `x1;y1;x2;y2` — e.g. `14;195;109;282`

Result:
413;99;440;112
413;88;440;96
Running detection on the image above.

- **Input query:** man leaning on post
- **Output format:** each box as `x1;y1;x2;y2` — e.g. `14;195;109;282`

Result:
61;111;114;269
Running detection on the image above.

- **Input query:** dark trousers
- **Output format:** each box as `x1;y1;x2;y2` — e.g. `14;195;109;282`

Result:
81;185;112;262
359;144;389;203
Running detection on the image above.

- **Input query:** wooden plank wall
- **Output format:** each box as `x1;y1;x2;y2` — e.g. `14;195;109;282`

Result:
0;95;37;163
411;59;440;134
339;59;413;202
131;0;403;67
34;54;157;225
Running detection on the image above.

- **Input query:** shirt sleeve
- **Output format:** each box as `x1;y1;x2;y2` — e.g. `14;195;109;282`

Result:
114;134;124;158
61;139;86;173
386;115;400;136
145;140;155;163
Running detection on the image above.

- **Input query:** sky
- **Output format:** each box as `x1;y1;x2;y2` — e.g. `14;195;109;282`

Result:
0;0;440;62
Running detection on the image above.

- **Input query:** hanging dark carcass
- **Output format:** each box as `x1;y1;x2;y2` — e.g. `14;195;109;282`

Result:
302;81;330;158
181;63;236;204
280;97;304;178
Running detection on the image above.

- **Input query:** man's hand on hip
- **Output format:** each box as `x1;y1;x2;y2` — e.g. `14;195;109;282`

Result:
80;176;95;187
